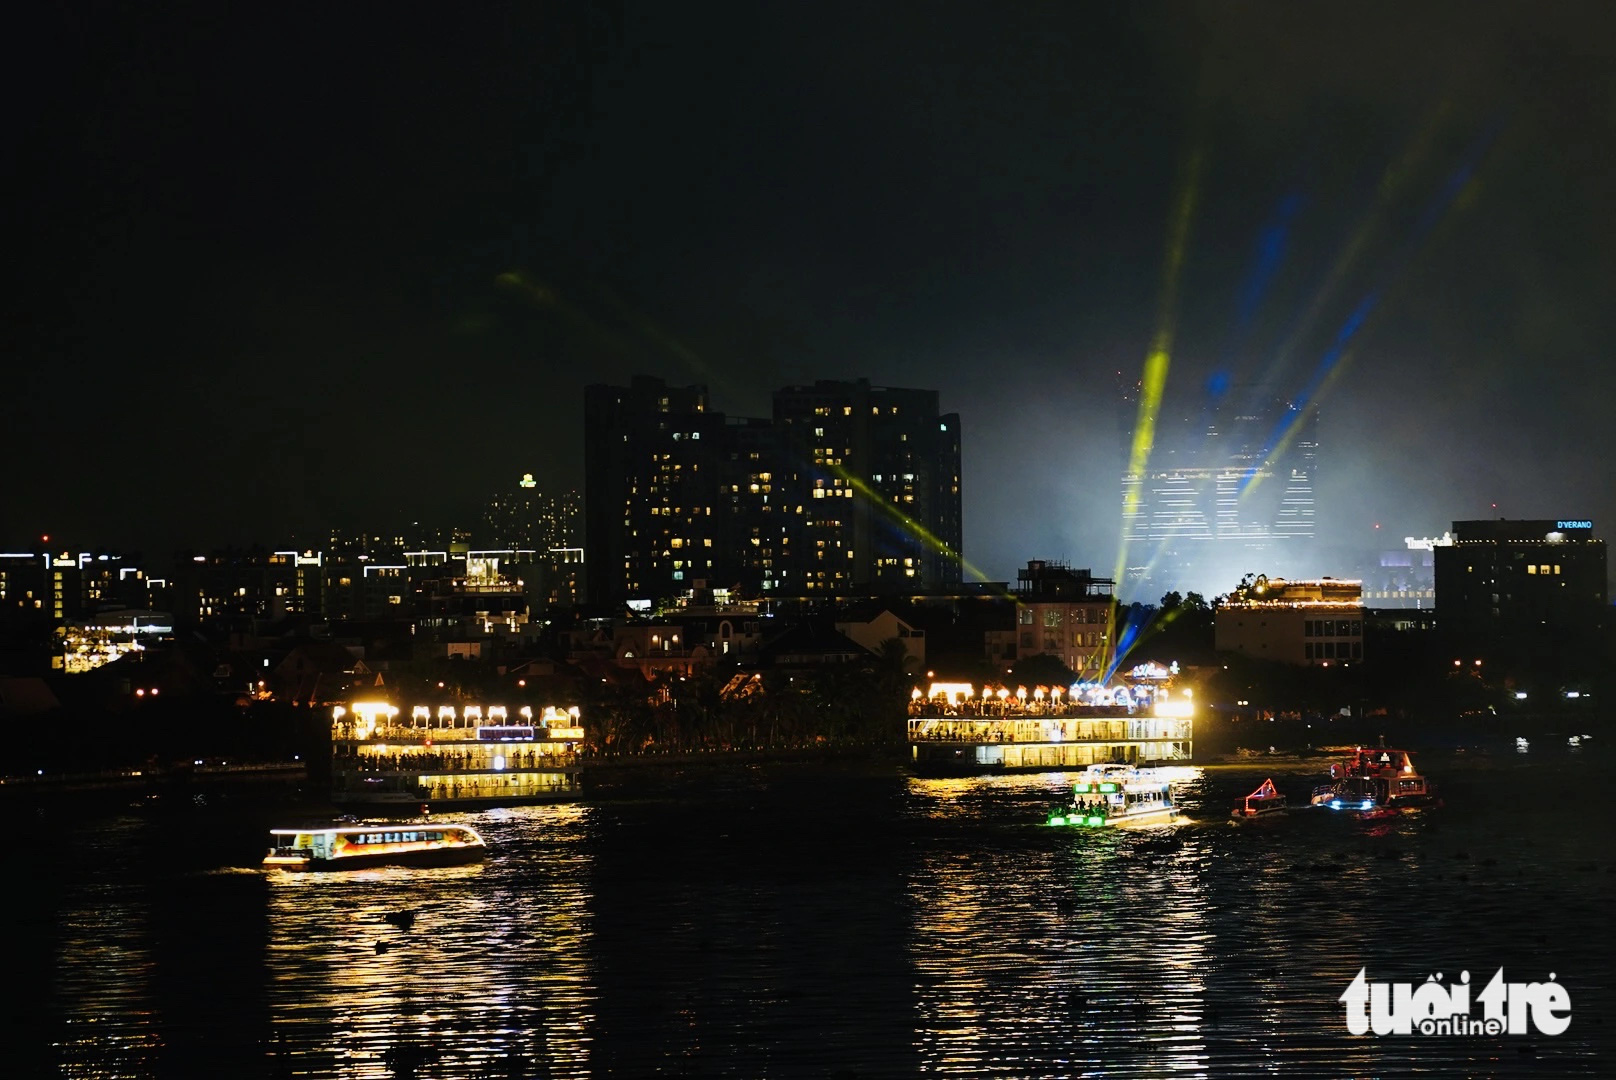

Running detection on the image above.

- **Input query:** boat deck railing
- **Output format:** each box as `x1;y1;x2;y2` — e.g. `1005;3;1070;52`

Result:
908;717;1191;744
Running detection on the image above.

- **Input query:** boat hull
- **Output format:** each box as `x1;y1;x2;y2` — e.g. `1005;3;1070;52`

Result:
1049;807;1181;829
265;846;486;872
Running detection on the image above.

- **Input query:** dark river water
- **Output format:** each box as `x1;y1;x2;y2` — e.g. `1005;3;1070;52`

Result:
16;750;1616;1078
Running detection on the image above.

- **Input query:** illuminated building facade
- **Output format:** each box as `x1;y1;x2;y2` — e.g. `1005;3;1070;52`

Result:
584;376;726;604
483;474;580;553
1121;388;1318;597
773;379;962;594
585;375;964;603
985;561;1115;678
173;548;323;628
1358;535;1443;609
1433;519;1607;645
1214;577;1363;666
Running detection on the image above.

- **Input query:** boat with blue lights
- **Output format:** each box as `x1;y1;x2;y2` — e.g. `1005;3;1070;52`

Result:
1309;744;1439;817
262;823;487;871
909;681;1195;777
1046;765;1184;828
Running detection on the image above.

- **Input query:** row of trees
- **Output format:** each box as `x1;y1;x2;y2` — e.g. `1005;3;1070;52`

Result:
577;640;914;754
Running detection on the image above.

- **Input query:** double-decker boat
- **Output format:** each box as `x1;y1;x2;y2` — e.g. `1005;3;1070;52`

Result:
1046;765;1183;828
1310;745;1440;817
330;702;584;808
1231;777;1288;819
262;824;487;871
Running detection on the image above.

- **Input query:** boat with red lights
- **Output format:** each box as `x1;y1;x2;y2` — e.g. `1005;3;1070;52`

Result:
1231;777;1288;819
1309;744;1440;816
262;824;487;871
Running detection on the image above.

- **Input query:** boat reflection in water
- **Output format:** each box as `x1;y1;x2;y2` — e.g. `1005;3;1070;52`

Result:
263;804;597;1078
909;773;1211;1076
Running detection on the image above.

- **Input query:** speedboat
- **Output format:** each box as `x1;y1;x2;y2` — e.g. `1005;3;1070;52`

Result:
1310;745;1440;818
1231;777;1288;819
263;824;487;871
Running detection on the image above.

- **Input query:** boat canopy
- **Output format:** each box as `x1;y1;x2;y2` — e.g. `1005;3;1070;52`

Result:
1246;778;1279;801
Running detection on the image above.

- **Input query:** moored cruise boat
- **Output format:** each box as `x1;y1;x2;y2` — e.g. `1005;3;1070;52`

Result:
331;701;584;808
263;824;487;871
1047;766;1184;828
1310;744;1440;816
1231;777;1288;819
909;682;1195;777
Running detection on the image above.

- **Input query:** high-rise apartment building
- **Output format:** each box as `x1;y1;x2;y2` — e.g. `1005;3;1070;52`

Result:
583;376;963;604
584;377;726;604
1121;387;1318;597
772;379;962;594
482;474;580;553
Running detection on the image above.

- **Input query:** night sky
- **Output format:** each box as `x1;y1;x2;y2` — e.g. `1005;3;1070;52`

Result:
9;2;1615;590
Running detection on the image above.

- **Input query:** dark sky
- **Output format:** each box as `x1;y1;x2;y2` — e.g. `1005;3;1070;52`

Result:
8;2;1615;589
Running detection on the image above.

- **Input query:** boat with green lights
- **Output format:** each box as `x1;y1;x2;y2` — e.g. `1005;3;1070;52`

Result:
1046;766;1183;828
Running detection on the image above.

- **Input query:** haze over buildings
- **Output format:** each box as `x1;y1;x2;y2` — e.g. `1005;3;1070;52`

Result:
6;5;1616;605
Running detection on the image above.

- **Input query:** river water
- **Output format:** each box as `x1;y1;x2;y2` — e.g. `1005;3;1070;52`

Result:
17;751;1615;1078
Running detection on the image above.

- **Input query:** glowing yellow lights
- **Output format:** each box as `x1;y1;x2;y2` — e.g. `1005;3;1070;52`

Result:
927;682;975;703
1111;141;1204;671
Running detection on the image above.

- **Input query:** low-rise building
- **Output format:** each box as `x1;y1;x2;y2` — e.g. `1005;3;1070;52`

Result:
1215;576;1363;666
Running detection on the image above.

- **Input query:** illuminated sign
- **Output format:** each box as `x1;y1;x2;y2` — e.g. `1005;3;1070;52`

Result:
1556;520;1592;530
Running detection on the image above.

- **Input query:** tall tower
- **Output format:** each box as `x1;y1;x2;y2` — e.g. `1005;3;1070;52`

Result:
1121;387;1318;596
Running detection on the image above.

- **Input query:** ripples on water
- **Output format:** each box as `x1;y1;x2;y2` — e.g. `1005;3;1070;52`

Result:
20;755;1616;1078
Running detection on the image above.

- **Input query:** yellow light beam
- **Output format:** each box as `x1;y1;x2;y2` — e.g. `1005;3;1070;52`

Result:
1109;143;1204;674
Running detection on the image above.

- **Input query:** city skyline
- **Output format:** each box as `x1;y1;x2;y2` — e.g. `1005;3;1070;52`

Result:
8;4;1616;595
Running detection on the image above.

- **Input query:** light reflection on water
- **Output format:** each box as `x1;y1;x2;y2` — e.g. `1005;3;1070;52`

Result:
264;804;596;1078
29;756;1616;1077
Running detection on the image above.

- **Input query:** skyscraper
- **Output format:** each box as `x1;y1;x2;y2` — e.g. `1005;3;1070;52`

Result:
1120;387;1318;597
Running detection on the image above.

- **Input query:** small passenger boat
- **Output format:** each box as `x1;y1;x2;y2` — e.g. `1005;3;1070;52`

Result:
1231;777;1288;819
1047;767;1183;828
263;824;487;871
